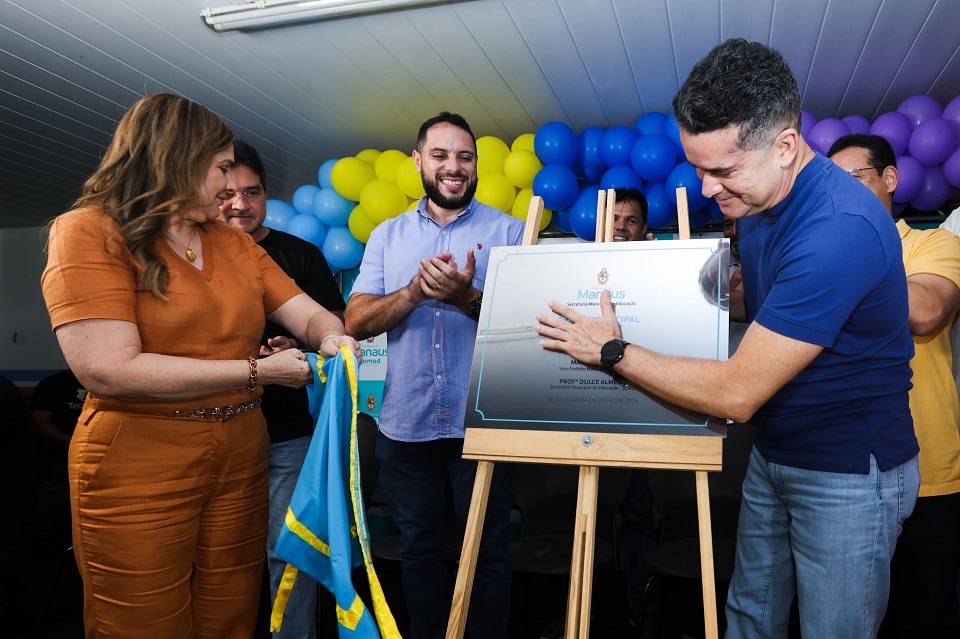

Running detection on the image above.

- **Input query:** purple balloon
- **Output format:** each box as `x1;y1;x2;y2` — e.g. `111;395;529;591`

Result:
643;182;676;229
908;118;958;167
870;112;914;156
893;155;924;203
911;165;950;212
842;115;871;135
897;94;943;127
944;95;960;137
600;126;638;168
634;112;667;136
600;165;644;192
800;110;818;138
807;118;851;155
943;147;960;189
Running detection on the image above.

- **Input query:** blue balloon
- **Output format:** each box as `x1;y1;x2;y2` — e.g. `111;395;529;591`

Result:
666;161;709;212
630;134;678;182
578;126;607;176
664;114;686;159
293;184;321;216
312;188;354;227
600;126;637;168
317;158;338;190
532;164;579;210
600;165;644;192
568;186;601;241
552;207;573;234
634;112;667;136
688;204;713;229
702;198;724;221
322;226;365;271
535;121;578;167
265;199;297;231
286;214;327;248
643;182;676;229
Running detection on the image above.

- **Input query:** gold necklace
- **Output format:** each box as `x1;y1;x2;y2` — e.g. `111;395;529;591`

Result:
167;227;198;262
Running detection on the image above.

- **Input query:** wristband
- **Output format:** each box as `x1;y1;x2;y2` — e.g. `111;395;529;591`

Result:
245;356;258;393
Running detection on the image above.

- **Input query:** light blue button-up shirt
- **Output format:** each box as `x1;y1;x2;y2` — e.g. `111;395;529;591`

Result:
351;197;524;442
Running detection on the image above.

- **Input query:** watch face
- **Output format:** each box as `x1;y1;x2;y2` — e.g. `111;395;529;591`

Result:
601;339;626;368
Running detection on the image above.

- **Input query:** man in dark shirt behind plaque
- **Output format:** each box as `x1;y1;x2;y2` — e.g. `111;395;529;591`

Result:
220;140;346;639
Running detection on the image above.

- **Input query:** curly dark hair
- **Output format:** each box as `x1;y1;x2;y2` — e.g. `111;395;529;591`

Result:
673;39;801;151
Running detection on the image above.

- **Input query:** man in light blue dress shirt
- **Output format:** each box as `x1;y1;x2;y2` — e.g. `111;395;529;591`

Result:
346;112;524;639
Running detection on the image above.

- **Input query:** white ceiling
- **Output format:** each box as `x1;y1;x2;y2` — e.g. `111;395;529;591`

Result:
2;0;959;229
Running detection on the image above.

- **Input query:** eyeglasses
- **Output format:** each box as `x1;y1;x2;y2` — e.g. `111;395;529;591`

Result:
225;188;265;201
845;166;881;180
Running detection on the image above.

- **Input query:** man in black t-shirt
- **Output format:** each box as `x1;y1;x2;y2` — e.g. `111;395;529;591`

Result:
32;368;86;482
220;140;345;639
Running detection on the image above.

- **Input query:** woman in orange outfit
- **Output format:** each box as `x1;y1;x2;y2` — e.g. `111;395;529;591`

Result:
41;93;359;638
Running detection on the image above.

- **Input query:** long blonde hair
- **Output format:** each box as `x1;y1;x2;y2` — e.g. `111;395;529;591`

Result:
71;93;235;298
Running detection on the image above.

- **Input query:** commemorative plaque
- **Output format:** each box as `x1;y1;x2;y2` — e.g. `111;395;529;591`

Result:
465;238;731;436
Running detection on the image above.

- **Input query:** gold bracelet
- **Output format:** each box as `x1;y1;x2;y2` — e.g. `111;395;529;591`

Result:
245;356;258;393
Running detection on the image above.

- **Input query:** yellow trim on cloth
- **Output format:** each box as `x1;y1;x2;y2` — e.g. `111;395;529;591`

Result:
342;346;403;638
270;563;301;632
337;594;365;630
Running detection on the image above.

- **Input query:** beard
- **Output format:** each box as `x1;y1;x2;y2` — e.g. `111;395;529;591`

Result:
422;171;478;211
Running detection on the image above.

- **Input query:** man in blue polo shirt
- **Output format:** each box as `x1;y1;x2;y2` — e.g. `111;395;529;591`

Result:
536;39;919;638
346;112;524;639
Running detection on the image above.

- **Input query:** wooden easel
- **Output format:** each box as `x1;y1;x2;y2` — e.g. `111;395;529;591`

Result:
445;190;722;639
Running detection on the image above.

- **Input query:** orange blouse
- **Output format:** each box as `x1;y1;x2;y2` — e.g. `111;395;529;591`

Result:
42;207;303;410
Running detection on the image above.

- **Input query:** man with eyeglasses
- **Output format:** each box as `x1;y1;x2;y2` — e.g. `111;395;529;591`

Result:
219;140;346;639
538;39;919;637
829;133;960;638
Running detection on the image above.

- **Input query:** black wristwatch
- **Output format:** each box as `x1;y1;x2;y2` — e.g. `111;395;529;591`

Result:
470;292;483;317
600;338;630;371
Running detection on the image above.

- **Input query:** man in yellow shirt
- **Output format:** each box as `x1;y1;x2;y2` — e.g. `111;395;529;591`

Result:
830;134;960;637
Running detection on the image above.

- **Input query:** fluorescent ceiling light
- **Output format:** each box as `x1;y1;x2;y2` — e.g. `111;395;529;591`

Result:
201;0;452;32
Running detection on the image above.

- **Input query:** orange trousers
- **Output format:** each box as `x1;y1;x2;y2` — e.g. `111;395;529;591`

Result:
69;396;269;639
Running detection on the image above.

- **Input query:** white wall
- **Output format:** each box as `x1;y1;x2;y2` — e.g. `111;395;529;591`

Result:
0;227;66;374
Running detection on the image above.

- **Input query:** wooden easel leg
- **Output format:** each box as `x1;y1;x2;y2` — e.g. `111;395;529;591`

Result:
695;470;719;639
565;466;600;639
446;460;495;639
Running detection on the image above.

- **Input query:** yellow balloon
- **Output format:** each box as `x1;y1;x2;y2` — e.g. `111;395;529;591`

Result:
356;149;381;164
330;157;376;201
476;136;510;177
511;133;536;153
359;179;407;224
395;156;426;199
511;188;553;230
348;205;377;244
503;150;543;189
476;174;517;212
374;149;409;182
406;198;419;211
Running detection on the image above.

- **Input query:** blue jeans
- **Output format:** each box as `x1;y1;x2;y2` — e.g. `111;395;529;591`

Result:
267;436;318;639
375;433;513;639
725;447;919;639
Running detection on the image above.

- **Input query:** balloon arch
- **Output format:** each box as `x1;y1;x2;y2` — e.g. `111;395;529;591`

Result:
268;94;960;271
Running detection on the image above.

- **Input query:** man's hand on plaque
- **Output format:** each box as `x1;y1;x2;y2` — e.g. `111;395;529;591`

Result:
536;289;623;366
419;250;476;305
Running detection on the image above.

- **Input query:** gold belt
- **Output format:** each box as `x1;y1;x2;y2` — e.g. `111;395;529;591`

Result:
160;398;261;422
